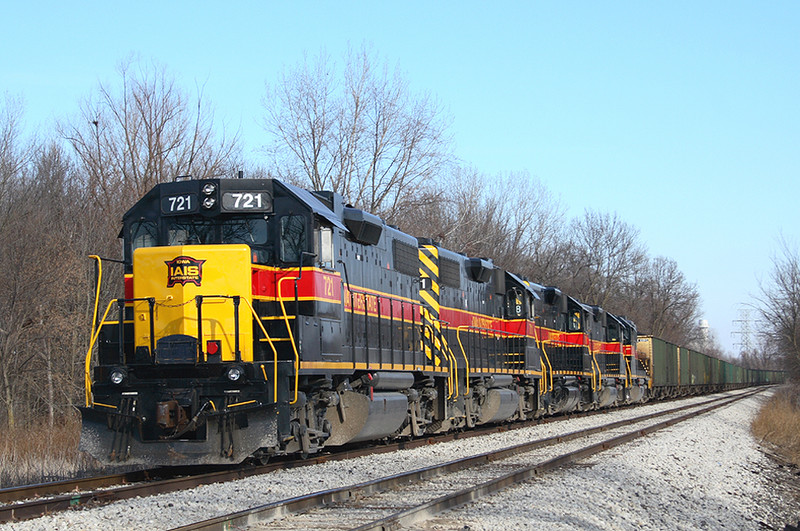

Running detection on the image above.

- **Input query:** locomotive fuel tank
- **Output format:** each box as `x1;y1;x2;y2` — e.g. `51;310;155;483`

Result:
628;383;647;402
477;387;519;424
474;374;519;424
596;379;619;408
324;390;409;445
550;377;580;413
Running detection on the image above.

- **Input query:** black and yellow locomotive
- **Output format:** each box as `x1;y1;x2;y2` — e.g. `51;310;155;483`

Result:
79;176;740;466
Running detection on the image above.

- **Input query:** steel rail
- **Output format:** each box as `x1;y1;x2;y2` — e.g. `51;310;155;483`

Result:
170;388;762;531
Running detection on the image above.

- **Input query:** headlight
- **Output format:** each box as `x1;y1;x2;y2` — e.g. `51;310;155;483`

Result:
202;182;217;195
225;366;244;382
109;368;127;385
202;196;216;209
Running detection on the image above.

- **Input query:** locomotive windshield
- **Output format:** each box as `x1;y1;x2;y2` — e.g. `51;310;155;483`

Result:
167;218;268;246
131;220;158;252
126;215;273;266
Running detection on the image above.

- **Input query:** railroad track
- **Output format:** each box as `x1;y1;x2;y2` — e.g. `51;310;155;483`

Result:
0;389;760;525
0;421;532;523
0;408;601;524
170;388;763;531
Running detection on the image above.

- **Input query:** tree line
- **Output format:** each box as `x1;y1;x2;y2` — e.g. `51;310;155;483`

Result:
0;50;794;430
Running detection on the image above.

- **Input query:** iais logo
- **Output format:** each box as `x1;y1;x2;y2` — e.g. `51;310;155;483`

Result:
165;256;207;287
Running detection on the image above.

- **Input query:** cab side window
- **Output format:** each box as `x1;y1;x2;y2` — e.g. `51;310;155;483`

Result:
280;215;307;263
506;289;524;318
568;311;582;332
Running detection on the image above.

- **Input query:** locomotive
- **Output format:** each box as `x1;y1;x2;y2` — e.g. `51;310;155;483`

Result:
78;176;771;466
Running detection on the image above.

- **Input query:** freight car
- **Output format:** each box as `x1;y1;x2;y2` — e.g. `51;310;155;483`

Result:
79;176;779;466
637;336;784;398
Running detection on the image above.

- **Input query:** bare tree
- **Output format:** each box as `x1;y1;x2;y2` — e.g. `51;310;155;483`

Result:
390;168;565;277
0;95;30;215
739;333;781;370
0;139;91;428
413;167;509;257
620;256;702;346
60;58;241;218
0;97;28;427
559;210;648;309
263;46;452;221
757;237;800;378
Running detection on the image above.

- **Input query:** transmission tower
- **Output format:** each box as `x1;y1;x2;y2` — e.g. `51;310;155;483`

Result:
731;308;754;354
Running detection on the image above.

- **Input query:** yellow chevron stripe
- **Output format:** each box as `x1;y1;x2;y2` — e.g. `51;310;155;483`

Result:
424;245;439;259
420;290;439;312
430;278;439;296
419;253;438;277
417;270;439;295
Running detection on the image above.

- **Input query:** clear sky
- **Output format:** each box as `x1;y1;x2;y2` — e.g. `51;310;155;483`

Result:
3;1;799;354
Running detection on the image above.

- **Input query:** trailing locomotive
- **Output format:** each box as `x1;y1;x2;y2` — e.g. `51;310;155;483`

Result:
79;176;777;466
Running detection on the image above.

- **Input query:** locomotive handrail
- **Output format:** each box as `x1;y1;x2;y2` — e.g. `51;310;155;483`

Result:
84;293;284;408
588;340;601;392
539;342;554;394
241;298;279;401
421;321;455;398
532;319;554;393
624;356;632;388
83;296;157;407
434;319;458;399
439;320;459;398
84;298;120;407
194;295;247;363
430;318;461;398
456;325;528;394
454;326;474;396
277;275;301;405
89;255;103;346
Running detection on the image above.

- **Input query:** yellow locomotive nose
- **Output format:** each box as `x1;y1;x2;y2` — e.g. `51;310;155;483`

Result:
133;244;254;363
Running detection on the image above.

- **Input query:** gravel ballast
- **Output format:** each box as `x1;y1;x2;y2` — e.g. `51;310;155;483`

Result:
2;389;798;530
424;389;800;530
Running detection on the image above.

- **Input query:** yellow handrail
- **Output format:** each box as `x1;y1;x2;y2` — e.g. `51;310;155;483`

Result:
540;343;553;394
456;324;528;394
85;294;284;407
624;355;632;388
455;326;473;396
588;339;600;392
242;298;279;401
444;332;458;398
436;320;458;399
84;299;119;407
277;276;301;405
532;321;553;393
423;321;455;398
89;255;102;345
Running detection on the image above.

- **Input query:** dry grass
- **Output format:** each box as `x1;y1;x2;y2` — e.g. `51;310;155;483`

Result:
0;413;103;488
752;385;800;467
